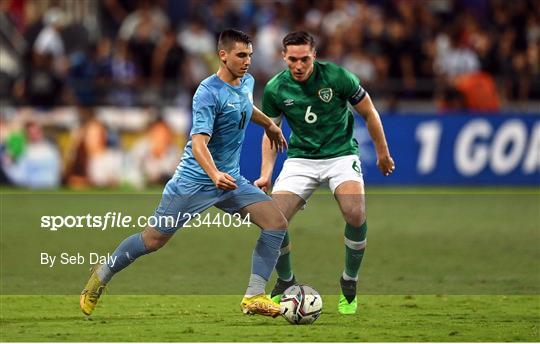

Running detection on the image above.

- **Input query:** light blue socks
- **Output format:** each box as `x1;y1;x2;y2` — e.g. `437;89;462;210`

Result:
97;233;149;283
245;229;286;296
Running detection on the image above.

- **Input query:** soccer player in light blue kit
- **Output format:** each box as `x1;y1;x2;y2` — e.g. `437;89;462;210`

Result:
81;29;288;318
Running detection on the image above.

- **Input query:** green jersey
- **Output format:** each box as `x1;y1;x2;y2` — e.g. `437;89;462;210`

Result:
262;61;366;159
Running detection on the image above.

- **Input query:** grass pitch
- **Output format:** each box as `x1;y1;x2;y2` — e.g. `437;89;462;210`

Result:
1;187;539;341
1;295;538;342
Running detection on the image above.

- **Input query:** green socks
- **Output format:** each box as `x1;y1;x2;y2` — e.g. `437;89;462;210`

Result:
344;222;368;280
275;222;367;282
275;231;293;281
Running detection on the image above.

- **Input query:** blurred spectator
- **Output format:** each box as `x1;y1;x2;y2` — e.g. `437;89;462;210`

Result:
129;118;180;186
0;0;25;100
118;0;169;43
362;11;389;83
178;17;215;56
469;28;496;75
433;25;496;112
58;37;114;106
127;25;156;81
1;119;25;162
253;18;287;80
33;7;65;58
122;0;169;82
384;20;416;95
62;21;91;57
205;0;242;35
453;71;501;112
343;47;376;85
13;52;66;109
325;36;346;64
434;28;480;79
1;121;61;188
95;38;113;77
68;38;113;106
109;40;137;106
33;7;69;76
65;107;123;188
177;17;217;82
165;0;190;30
510;51;531;100
320;0;355;37
98;0;137;39
152;28;193;95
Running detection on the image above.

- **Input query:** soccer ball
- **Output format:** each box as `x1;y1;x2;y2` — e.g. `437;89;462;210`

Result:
280;284;322;325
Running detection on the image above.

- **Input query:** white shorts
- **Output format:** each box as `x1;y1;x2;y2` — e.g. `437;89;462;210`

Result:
272;155;364;201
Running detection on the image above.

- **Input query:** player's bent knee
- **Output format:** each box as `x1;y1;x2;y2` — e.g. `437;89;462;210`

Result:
264;211;287;230
142;226;172;252
344;210;366;228
270;215;288;230
144;238;167;252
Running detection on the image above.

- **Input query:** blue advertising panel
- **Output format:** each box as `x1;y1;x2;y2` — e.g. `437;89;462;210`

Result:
240;115;540;185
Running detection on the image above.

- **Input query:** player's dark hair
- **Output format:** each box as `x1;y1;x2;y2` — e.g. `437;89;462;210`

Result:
217;29;252;52
282;31;315;51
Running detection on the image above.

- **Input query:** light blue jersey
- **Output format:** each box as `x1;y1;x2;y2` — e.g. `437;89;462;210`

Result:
175;73;255;185
152;73;269;233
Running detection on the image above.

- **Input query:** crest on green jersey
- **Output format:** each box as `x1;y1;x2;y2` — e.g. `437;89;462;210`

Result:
318;88;333;102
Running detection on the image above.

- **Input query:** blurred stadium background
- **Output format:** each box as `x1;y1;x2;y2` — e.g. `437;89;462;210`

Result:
0;0;539;188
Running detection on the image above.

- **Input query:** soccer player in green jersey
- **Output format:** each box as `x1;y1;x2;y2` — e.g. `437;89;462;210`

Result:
254;31;395;314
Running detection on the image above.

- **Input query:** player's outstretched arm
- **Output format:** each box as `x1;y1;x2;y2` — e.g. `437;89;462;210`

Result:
251;106;287;153
255;134;278;192
353;94;396;176
192;134;238;190
251;106;286;191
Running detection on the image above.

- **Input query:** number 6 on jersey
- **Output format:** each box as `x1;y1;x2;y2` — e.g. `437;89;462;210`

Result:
304;106;317;124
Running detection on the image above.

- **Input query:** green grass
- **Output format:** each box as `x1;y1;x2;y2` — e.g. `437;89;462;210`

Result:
1;295;538;342
1;187;539;341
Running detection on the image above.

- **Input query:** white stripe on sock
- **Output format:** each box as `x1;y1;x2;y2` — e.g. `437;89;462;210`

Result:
342;271;358;282
344;237;367;250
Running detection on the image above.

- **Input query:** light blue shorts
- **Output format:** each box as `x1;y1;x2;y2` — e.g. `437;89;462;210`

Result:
153;176;271;234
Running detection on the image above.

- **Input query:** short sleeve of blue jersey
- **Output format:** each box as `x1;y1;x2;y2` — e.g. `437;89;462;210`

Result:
191;85;217;136
246;74;255;94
